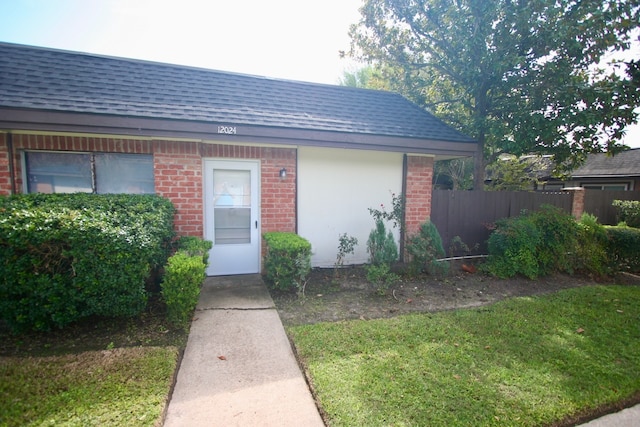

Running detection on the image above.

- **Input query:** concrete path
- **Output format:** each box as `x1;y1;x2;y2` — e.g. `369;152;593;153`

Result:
578;404;640;427
164;275;324;427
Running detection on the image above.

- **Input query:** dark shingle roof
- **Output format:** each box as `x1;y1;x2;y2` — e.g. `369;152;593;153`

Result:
572;148;640;178
0;42;474;144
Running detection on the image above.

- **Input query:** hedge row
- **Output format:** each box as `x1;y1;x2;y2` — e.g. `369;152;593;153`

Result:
0;193;176;332
263;232;311;294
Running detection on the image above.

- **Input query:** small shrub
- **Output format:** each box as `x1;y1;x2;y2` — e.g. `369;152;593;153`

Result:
575;213;610;276
161;251;207;329
406;221;448;276
613;200;640;228
175;235;212;265
263;232;312;294
367;219;398;266
334;233;358;277
605;225;640;272
365;263;399;295
368;193;405;232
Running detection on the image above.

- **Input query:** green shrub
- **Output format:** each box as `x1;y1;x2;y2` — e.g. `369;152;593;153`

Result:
575;213;610;276
161;250;207;329
263;232;312;294
365;263;399;295
485;206;579;279
367;219;398;266
605;225;640;272
334;233;358;274
613;200;640;228
406;221;448;276
0;193;175;332
175;235;212;265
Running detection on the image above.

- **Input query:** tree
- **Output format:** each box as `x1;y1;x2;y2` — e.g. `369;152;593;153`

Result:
348;0;640;189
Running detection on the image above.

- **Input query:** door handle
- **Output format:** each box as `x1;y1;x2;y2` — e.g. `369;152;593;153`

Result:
255;220;258;229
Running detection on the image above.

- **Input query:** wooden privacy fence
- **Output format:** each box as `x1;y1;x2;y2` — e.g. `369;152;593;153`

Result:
583;190;640;225
430;189;640;256
430;190;573;256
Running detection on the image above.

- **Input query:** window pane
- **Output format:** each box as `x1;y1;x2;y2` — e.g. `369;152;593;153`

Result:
95;153;154;194
213;169;251;244
26;152;92;193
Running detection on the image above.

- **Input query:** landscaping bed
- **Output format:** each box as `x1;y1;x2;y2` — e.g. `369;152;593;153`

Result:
272;263;631;327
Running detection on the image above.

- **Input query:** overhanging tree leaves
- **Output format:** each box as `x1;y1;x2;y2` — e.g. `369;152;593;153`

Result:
349;0;640;189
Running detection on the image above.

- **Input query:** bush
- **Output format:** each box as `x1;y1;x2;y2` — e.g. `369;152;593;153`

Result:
0;193;175;332
263;232;312;294
406;221;448;276
575;213;610;276
485;206;579;279
605;225;640;273
174;235;212;265
613;200;640;228
367;219;398;266
161;248;208;329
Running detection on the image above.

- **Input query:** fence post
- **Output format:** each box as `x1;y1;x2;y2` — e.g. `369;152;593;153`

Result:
563;187;585;219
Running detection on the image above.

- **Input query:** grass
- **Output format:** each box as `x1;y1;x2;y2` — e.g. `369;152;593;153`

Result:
288;285;640;426
0;347;178;426
0;299;187;427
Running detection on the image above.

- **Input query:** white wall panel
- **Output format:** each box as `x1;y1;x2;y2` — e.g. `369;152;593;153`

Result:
298;147;403;267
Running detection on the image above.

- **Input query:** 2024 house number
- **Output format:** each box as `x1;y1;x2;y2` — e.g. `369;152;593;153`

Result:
217;126;237;134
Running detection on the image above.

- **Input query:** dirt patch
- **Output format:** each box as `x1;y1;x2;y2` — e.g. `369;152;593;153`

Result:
272;263;632;327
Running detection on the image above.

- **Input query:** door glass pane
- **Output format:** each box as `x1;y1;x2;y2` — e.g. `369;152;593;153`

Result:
213;170;251;244
95;153;155;194
26;152;92;193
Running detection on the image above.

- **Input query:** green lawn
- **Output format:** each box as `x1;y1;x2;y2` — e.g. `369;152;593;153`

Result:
0;346;178;427
289;285;640;426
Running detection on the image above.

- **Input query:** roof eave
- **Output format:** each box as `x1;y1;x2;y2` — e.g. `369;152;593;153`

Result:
0;107;478;158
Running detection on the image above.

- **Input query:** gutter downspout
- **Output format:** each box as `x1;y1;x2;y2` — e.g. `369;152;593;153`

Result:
400;153;407;262
7;132;16;194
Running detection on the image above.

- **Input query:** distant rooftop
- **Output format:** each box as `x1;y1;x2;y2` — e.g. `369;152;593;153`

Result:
0;42;475;149
572;148;640;178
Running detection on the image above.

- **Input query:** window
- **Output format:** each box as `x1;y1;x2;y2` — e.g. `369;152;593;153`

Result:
25;151;154;194
582;183;629;191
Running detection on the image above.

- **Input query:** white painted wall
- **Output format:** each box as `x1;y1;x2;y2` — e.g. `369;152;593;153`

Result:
297;146;403;267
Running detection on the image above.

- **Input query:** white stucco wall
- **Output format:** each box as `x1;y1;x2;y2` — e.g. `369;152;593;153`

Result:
297;146;403;267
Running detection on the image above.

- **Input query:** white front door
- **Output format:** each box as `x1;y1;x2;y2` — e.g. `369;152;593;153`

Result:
204;159;260;276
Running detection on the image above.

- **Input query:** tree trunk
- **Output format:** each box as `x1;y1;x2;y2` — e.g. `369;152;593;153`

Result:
473;134;485;190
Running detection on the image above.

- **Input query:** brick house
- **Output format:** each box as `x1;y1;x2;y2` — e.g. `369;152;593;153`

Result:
0;43;476;275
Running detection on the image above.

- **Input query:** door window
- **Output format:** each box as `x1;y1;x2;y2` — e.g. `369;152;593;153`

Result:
213;169;251;244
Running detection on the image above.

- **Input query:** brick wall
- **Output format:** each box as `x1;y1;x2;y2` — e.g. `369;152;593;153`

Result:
0;134;10;196
404;155;434;236
154;140;203;236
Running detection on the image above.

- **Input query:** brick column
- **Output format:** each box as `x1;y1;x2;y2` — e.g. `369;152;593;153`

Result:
0;134;11;196
404;155;435;236
563;187;585;219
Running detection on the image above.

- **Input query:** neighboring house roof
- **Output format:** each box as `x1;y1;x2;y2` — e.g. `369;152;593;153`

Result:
571;148;640;178
0;42;476;157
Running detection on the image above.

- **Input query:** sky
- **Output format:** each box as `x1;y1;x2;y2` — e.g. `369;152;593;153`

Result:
0;0;638;147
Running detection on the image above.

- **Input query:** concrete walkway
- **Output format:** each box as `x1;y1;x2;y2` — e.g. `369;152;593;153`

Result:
163;275;324;427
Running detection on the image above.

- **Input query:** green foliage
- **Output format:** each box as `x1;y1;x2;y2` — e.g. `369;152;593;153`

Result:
485;155;542;191
366;219;399;292
613;200;640;228
0;193;176;332
161;251;207;329
174;235;212;265
348;0;640;187
334;233;358;275
367;219;398;266
485;206;579;279
433;158;473;190
406;220;448;276
263;232;312;294
575;213;610;276
368;193;405;232
605;225;640;273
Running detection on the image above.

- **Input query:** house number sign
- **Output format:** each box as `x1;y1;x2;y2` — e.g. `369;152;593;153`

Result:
217;126;237;135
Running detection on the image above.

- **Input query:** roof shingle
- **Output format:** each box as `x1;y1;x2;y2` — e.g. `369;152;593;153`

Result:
0;42;474;144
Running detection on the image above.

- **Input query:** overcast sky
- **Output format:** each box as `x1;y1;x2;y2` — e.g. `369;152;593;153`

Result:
0;0;638;147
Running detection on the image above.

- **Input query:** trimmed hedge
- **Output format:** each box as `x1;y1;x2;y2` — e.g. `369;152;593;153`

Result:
263;232;312;292
605;225;640;272
613;200;640;228
0;193;176;332
161;236;211;329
